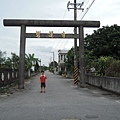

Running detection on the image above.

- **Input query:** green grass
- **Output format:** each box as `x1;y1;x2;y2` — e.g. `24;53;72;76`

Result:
0;87;9;94
0;83;17;94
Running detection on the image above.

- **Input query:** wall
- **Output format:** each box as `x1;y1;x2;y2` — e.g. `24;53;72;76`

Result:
86;74;120;94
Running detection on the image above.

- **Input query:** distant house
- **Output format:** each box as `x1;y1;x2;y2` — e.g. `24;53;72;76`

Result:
58;50;69;73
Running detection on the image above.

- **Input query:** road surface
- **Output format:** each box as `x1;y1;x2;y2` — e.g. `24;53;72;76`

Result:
0;71;120;120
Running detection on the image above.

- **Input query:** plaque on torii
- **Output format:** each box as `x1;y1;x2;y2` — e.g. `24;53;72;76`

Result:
3;19;100;89
26;31;78;39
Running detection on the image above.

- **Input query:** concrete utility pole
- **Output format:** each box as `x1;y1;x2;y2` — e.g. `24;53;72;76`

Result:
50;52;55;74
67;0;84;85
40;59;41;73
74;0;78;85
53;52;55;74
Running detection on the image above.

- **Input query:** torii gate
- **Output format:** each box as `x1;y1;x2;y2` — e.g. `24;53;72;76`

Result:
3;19;100;89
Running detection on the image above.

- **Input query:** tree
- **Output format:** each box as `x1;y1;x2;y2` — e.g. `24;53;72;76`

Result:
11;53;19;69
84;25;120;76
65;47;80;73
41;65;48;71
0;51;41;73
85;24;120;60
49;61;58;72
25;53;35;70
49;61;58;68
0;50;7;68
92;56;114;76
34;58;40;72
2;53;19;69
105;60;120;77
65;47;74;72
3;57;12;68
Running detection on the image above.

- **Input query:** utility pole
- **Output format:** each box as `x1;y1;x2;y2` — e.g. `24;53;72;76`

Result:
53;52;55;74
74;0;78;85
50;51;55;74
50;57;52;63
40;59;41;73
67;0;84;85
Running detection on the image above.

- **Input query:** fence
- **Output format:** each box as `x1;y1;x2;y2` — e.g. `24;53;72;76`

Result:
0;68;19;87
0;68;31;88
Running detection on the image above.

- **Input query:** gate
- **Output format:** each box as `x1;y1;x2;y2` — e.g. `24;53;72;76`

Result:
3;19;100;88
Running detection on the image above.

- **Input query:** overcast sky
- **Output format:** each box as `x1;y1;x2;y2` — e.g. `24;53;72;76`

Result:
0;0;120;66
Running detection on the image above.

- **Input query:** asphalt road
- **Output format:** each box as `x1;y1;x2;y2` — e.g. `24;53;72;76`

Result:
0;71;120;120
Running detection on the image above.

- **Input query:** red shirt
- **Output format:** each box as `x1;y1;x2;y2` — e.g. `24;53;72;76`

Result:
40;75;47;83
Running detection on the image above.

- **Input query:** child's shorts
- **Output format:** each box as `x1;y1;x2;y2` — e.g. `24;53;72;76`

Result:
41;82;46;88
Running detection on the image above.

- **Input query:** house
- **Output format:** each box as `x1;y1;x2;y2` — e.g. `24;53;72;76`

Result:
58;50;69;73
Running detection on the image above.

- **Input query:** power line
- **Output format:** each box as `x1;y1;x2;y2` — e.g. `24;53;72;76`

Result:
59;0;84;51
78;0;90;18
61;39;69;49
51;9;68;51
61;0;96;49
63;9;67;19
80;0;95;20
55;0;96;51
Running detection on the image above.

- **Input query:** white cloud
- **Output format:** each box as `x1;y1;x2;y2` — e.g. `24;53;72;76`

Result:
0;0;120;66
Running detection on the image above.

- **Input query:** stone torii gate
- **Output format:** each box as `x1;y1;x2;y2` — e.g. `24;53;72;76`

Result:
3;19;100;89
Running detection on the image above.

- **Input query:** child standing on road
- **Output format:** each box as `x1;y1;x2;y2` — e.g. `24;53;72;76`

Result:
40;70;47;93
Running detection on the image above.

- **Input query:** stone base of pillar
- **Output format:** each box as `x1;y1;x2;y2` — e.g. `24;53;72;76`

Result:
18;84;24;89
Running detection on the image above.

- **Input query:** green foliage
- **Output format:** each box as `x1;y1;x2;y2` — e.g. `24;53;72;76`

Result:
25;53;41;71
2;57;12;68
49;61;58;73
105;60;120;77
68;25;120;77
25;53;35;70
65;47;74;72
34;61;39;72
59;71;62;75
0;52;19;69
11;53;19;69
92;56;114;76
84;24;120;77
0;51;41;72
85;24;120;60
0;50;7;68
49;61;58;68
40;65;48;72
65;46;81;72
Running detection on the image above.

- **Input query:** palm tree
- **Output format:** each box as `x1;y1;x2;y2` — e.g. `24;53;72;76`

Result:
10;53;19;69
3;57;12;68
25;53;41;76
25;53;35;70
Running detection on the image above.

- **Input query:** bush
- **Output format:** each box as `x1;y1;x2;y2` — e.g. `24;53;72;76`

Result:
59;71;62;75
92;56;114;76
105;60;120;77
